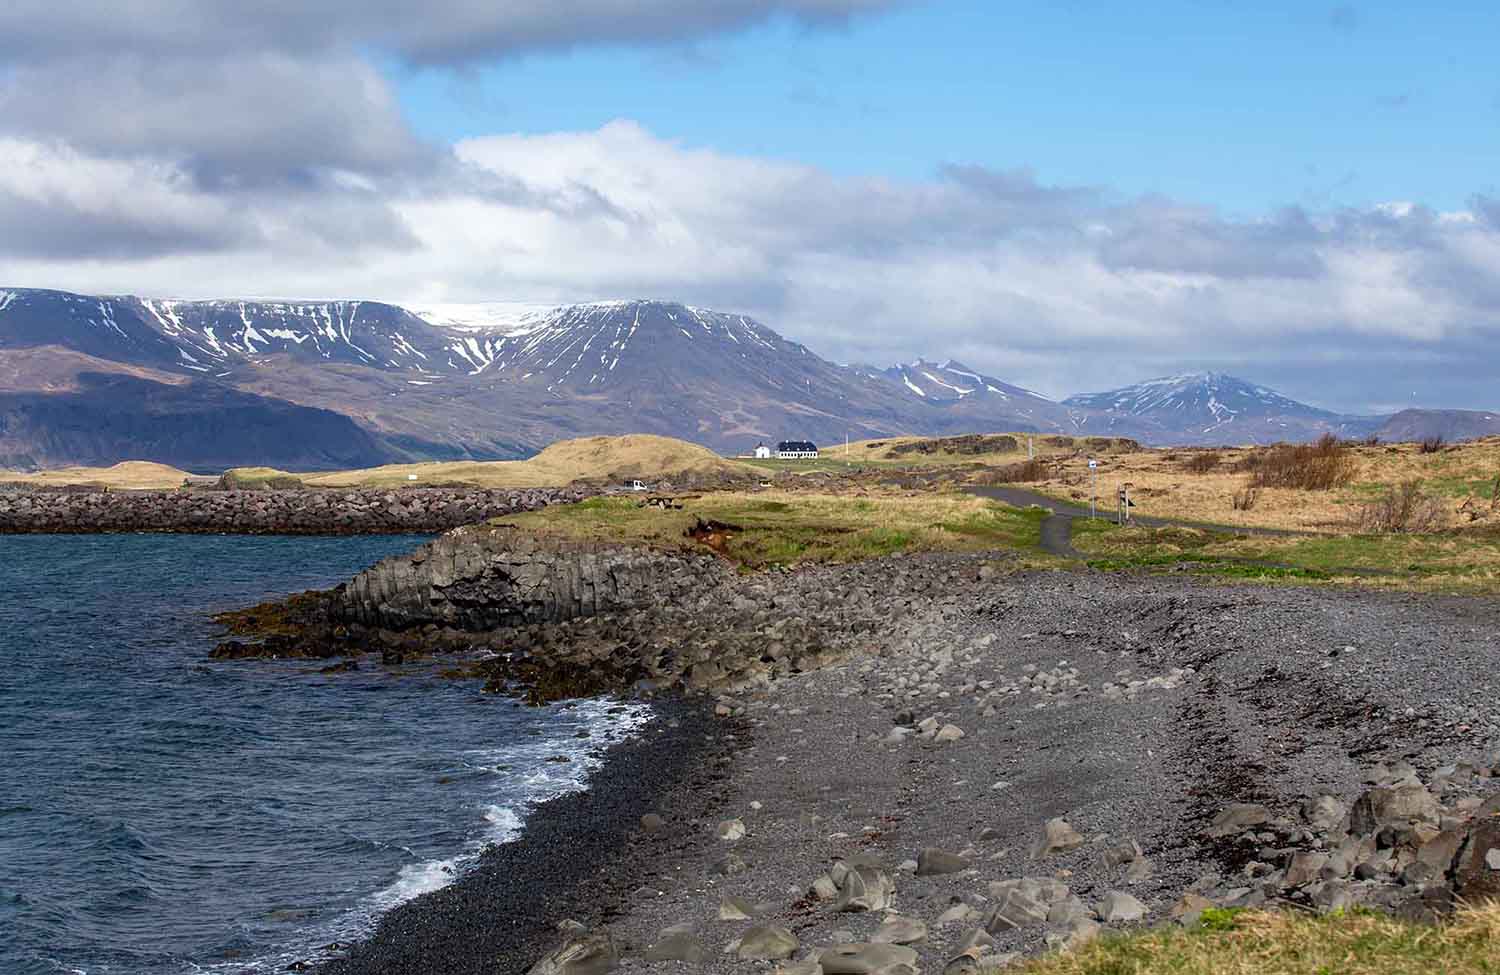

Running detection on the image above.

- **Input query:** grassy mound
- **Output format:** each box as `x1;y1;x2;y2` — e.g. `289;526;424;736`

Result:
493;491;1049;567
1014;905;1500;975
0;461;191;490
296;434;752;489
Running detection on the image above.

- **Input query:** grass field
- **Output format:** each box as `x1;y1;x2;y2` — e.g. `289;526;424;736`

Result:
491;491;1052;569
1014;905;1500;975
1072;518;1500;593
1021;438;1500;533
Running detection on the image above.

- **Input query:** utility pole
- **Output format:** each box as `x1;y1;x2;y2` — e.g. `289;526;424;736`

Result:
1088;458;1098;520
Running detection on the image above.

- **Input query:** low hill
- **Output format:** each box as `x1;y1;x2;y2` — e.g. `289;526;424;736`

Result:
0;460;191;490
264;434;754;489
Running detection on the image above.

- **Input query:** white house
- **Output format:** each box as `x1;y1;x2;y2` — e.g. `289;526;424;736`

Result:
753;442;773;459
776;440;819;459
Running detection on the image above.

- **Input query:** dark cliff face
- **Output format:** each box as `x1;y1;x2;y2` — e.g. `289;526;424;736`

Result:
0;373;399;472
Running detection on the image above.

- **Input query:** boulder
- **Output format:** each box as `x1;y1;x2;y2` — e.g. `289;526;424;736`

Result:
1453;820;1500;903
718;818;747;841
871;914;928;945
1346;785;1441;834
1097;890;1148;923
820;943;921;975
528;931;619;975
1031;818;1085;859
739;925;800;961
916;848;971;876
1205;803;1273;838
984;889;1048;931
835;859;896;912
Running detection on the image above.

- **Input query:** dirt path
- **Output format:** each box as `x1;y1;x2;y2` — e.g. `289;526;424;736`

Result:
970;484;1313;560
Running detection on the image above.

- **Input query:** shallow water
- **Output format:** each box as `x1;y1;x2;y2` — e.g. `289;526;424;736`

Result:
0;534;648;975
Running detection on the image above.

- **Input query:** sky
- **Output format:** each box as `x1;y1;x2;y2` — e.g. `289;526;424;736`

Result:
0;0;1498;412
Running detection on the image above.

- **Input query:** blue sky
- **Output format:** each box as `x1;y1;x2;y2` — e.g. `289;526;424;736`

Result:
397;1;1500;217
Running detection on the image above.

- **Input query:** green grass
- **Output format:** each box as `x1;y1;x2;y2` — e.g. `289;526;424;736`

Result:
492;491;1052;569
1012;905;1500;975
1071;519;1500;593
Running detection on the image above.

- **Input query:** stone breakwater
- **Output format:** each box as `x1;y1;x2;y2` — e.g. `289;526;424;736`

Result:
0;487;589;535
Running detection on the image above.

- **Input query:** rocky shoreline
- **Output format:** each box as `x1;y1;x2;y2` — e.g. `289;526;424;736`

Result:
0;486;588;534
216;528;1500;974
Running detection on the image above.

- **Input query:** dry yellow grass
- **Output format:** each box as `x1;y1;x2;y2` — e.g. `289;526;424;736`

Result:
0;461;192;490
841;433;1135;467
1025;437;1500;532
285;434;756;488
1014;904;1500;975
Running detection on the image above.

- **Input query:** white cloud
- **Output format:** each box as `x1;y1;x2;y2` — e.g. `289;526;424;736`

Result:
3;121;1500;410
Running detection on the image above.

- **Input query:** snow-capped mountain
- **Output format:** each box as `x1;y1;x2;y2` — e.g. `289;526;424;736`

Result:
1062;372;1380;444
883;359;1051;405
0;288;455;374
0;287;1481;468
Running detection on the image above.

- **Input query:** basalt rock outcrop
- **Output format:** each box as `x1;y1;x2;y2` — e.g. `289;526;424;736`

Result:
215;524;1016;703
0;487;587;534
340;525;729;631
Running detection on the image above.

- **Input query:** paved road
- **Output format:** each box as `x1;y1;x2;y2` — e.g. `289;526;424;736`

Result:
968;484;1309;559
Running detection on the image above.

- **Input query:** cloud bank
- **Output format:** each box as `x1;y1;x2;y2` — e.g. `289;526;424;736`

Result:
0;2;1497;411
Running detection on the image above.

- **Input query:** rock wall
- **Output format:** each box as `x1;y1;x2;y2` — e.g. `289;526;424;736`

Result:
339;525;729;630
0;487;589;534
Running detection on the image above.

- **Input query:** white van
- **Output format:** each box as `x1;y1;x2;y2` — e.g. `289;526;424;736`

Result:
628;479;649;492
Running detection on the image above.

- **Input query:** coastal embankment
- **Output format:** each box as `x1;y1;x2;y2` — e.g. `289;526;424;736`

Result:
0;486;589;534
216;522;1500;974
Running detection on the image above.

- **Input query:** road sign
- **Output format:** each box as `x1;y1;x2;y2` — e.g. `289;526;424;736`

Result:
1087;458;1098;470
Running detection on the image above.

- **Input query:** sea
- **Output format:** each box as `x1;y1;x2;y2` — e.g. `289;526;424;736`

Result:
0;533;651;975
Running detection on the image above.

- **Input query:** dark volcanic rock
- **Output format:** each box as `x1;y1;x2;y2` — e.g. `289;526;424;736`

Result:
0;486;587;535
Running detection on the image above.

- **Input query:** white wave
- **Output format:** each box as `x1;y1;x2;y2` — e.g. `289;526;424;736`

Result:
204;698;655;974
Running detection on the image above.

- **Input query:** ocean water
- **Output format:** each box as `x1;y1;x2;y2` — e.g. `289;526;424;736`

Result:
0;534;650;975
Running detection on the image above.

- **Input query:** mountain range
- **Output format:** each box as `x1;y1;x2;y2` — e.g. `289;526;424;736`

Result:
0;287;1493;470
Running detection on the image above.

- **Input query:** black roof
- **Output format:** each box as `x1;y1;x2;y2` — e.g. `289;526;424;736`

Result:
777;441;818;451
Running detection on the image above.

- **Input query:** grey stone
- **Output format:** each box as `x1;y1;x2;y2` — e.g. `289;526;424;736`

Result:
871;914;928;945
820;943;921;975
1100;838;1143;869
639;813;664;833
1205;803;1273;838
1031;817;1085;859
738;925;799;961
916;848;971;876
1097;890;1148;923
717;818;747;841
1169;893;1216;926
1302;795;1347;831
641;932;707;964
811;873;840;901
835;859;896;912
1123;857;1155;883
984;889;1048;931
528;931;619;975
1346;785;1441;834
1284;851;1329;887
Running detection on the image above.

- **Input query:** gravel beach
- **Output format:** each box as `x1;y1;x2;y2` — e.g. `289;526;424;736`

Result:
286;547;1500;973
